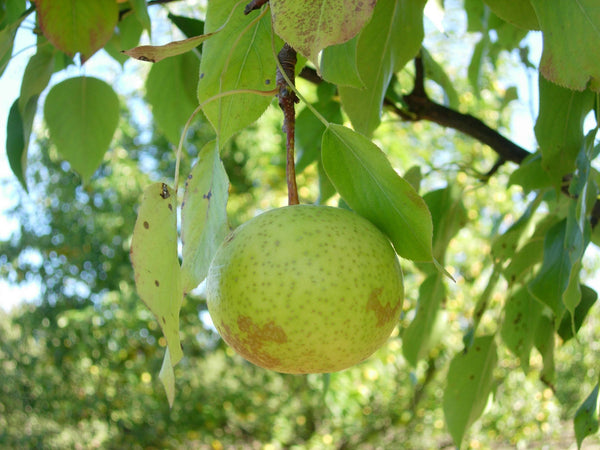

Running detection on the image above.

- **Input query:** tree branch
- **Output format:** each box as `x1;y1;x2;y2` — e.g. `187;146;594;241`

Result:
299;65;531;165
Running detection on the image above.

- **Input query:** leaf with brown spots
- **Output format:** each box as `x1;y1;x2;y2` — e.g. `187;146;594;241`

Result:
130;182;183;405
443;335;498;447
181;141;229;294
270;0;376;68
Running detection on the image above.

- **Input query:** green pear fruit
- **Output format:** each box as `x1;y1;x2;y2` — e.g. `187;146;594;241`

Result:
206;205;404;373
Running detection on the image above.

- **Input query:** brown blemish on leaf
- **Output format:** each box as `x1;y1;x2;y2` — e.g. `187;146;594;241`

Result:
143;221;150;229
154;280;160;287
366;287;402;327
168;203;173;211
203;190;212;200
218;317;287;369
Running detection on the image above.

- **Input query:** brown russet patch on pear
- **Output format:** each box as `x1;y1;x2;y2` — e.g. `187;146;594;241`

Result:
218;316;287;369
366;287;402;327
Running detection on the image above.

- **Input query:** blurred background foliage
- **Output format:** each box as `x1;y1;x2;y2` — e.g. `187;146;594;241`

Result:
1;0;600;448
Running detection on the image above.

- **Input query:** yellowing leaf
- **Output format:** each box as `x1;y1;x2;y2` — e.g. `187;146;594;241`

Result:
270;0;376;68
130;183;183;367
123;34;214;62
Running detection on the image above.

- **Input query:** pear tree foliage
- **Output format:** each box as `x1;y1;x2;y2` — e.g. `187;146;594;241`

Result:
2;0;600;447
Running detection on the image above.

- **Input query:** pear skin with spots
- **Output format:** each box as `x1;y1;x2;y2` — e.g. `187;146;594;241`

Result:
206;205;404;373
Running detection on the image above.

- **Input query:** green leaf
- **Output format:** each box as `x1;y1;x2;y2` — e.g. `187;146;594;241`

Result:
321;124;433;262
146;52;200;144
528;219;571;320
44;76;120;183
104;13;144;65
530;0;600;91
558;284;598;342
6;99;27;190
535;77;595;181
35;0;118;63
130;183;183;369
130;0;151;34
508;152;553;192
168;13;205;39
0;1;27;77
269;0;376;68
482;0;539;30
503;237;544;285
19;42;55;114
319;36;363;88
296;84;343;173
491;194;542;265
500;286;542;370
403;165;422;193
423;186;468;264
421;48;460;109
402;272;446;366
443;335;498;447
159;348;176;407
534;313;556;387
468;34;489;96
338;0;427;136
575;383;600;448
197;0;275;146
181;141;230;295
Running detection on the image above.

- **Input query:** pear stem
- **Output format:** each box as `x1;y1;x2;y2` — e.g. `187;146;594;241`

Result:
276;43;299;205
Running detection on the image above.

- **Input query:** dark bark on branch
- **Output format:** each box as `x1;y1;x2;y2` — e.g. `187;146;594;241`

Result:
299;65;531;165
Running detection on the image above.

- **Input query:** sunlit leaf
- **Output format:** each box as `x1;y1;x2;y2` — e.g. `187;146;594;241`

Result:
482;0;540;30
339;0;426;136
421;48;460;108
321;124;433;262
535;77;595;181
44;76;119;183
269;0;376;68
443;335;498;447
181;141;230;295
402;272;446;366
159;349;176;407
197;0;275;146
146;52;200;144
36;0;118;62
530;0;600;91
130;182;183;368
